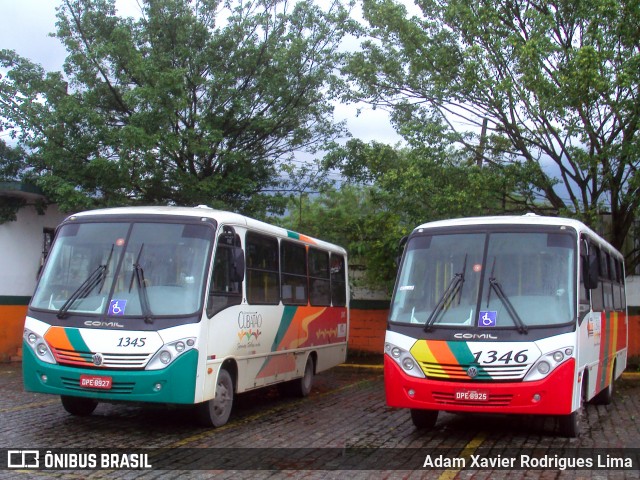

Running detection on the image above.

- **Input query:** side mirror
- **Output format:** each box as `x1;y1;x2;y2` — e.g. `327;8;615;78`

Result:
231;247;245;283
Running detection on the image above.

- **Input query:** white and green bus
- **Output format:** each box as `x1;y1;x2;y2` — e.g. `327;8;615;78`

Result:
23;206;349;427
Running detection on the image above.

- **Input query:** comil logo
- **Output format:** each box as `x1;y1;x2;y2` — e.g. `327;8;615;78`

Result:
8;450;39;468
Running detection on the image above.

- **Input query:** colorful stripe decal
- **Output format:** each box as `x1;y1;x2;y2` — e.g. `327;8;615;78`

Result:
44;327;93;366
256;305;344;379
410;340;488;379
598;310;622;391
286;231;316;245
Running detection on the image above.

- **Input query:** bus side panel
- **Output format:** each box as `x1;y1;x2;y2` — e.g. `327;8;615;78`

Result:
254;305;347;379
577;310;627;403
596;310;627;393
203;304;348;397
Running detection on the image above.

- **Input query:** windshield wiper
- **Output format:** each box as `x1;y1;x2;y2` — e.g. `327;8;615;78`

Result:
129;244;154;324
57;245;114;319
424;254;467;332
487;258;528;334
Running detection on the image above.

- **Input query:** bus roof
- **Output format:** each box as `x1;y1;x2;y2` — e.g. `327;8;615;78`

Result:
412;214;619;254
64;205;347;255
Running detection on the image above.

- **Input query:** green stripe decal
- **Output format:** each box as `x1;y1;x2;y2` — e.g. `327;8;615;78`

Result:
256;306;297;376
448;341;491;379
66;328;91;353
286;231;300;240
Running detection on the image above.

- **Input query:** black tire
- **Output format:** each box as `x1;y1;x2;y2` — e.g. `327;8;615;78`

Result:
61;396;98;416
558;410;581;438
294;355;315;397
196;369;234;427
410;409;438;429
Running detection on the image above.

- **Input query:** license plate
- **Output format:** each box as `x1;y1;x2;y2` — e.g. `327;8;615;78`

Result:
79;374;112;390
455;390;488;402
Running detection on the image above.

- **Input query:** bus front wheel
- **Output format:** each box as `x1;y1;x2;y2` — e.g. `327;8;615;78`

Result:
410;409;438;429
61;396;98;416
196;369;234;428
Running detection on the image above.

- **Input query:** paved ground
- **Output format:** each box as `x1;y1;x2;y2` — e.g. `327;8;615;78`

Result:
1;359;639;479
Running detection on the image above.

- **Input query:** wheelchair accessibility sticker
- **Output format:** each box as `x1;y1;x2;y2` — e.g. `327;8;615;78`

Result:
108;300;127;316
478;311;497;327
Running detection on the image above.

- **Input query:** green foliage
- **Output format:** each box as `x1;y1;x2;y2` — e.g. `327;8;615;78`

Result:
279;140;533;290
0;139;24;181
278;184;406;290
0;196;27;224
0;0;354;217
346;0;640;268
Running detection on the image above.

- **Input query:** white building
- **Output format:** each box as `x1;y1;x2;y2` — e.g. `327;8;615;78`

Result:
0;182;67;361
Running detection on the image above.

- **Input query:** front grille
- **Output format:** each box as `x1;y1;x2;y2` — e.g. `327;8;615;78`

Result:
51;347;152;369
419;361;530;381
432;391;513;406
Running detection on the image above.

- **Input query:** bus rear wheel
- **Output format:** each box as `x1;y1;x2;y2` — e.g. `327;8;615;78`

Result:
410;409;438;429
196;369;234;428
61;396;98;416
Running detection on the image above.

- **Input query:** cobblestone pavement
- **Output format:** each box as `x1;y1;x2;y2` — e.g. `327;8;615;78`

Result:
1;361;639;479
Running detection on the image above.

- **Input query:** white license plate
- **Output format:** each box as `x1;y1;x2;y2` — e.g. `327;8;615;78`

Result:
455;390;488;402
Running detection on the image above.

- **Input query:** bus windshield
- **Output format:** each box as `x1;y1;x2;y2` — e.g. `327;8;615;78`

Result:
389;230;576;329
31;221;213;318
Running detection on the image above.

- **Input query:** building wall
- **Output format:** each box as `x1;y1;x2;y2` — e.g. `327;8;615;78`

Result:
0;205;67;361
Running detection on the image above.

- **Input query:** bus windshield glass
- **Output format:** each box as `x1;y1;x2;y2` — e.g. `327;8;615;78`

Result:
389;230;576;329
31;221;213;317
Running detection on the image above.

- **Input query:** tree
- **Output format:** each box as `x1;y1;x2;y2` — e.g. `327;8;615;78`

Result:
0;140;28;222
0;0;353;217
288;140;529;289
278;183;406;290
345;0;640;268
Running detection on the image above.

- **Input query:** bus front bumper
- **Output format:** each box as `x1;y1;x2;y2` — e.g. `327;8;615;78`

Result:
384;355;576;415
22;343;198;404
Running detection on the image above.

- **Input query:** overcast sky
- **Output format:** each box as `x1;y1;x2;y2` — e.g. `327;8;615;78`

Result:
0;0;402;146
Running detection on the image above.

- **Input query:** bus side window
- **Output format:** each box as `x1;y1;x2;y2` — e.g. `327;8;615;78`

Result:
602;251;614;310
281;240;308;305
579;239;590;309
590;245;605;312
330;254;347;307
246;232;280;305
613;257;625;311
207;228;243;317
309;248;331;306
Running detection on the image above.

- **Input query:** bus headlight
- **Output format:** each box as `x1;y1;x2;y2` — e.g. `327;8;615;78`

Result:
524;346;573;382
536;361;550;375
385;342;425;379
146;337;197;370
23;329;56;364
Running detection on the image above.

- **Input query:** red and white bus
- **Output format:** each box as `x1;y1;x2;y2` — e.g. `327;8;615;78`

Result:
384;215;627;437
